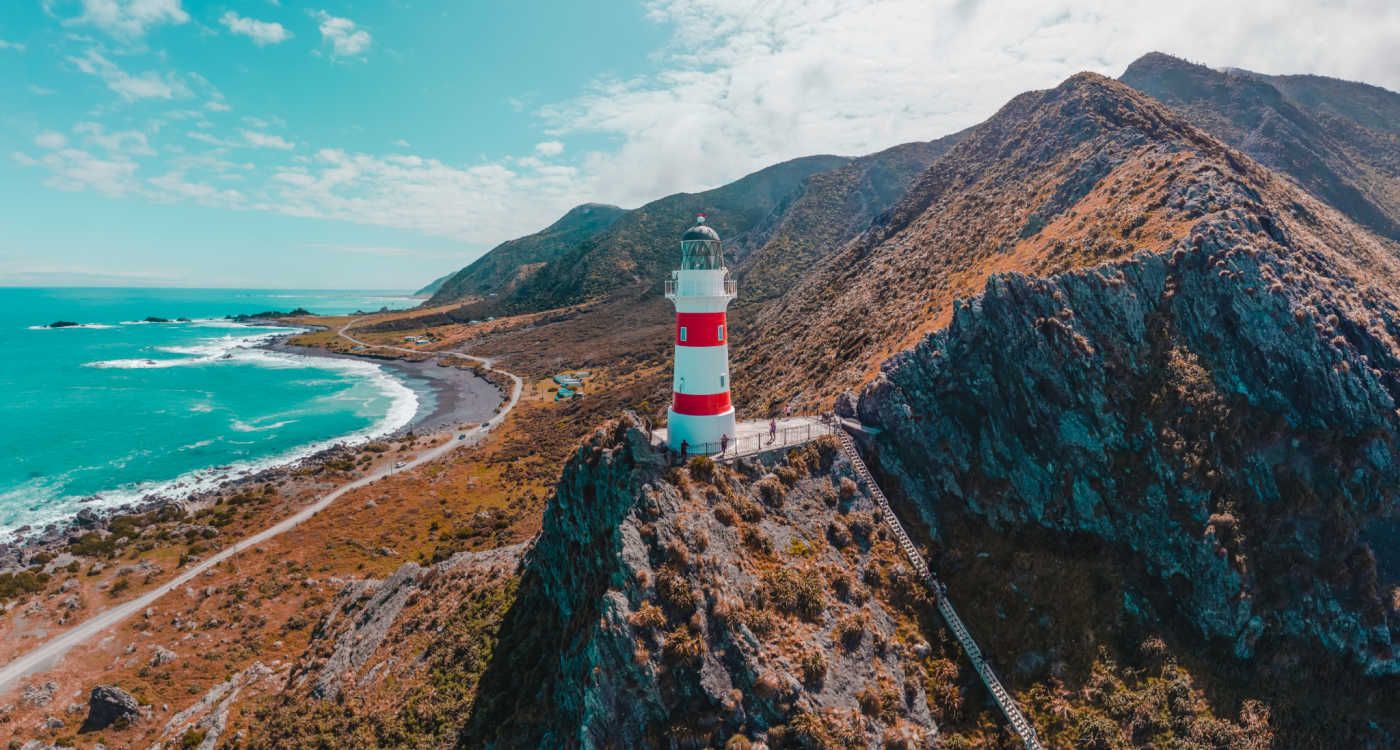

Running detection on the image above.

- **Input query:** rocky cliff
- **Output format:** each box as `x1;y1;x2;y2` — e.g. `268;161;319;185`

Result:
463;418;951;748
854;192;1400;742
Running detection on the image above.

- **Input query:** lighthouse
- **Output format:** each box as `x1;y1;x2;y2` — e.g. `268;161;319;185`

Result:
665;215;737;453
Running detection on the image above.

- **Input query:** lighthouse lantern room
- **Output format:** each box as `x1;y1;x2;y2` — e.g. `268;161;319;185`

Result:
665;215;737;453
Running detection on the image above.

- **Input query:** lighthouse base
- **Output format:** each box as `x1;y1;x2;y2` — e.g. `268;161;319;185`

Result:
667;407;737;455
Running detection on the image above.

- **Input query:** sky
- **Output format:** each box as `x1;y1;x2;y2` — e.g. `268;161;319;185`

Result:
1;1;1397;290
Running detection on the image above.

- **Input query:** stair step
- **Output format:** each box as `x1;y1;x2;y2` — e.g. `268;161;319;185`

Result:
839;432;1043;750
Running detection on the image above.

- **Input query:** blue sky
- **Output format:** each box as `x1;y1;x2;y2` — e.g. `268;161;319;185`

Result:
1;1;1396;290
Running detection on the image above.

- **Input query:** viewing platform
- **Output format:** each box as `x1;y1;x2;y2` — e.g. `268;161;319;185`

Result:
649;415;834;461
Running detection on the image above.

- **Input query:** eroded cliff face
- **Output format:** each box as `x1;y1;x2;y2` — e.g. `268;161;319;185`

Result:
464;418;949;749
855;206;1400;735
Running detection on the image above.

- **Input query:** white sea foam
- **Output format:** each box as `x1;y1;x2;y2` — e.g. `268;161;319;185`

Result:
230;418;296;433
85;329;287;369
2;325;419;541
27;323;116;330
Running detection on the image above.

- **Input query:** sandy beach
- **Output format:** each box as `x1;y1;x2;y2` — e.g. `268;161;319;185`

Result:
262;338;504;435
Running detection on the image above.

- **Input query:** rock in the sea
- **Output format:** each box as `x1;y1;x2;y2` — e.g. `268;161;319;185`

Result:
81;685;141;732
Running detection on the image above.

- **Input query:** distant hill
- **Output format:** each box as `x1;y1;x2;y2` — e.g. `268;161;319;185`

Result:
733;137;961;303
473;155;851;314
415;272;452;297
1120;51;1400;241
419;137;961;318
425;203;627;306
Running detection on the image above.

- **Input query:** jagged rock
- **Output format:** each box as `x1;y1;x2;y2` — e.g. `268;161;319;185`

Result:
153;662;279;750
81;685;140;732
464;415;937;747
150;646;178;667
21;681;56;708
294;542;523;701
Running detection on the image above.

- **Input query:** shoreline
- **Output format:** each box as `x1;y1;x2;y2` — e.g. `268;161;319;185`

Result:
0;331;503;569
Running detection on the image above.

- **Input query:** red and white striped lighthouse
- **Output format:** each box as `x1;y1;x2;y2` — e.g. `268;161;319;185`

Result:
665;215;737;453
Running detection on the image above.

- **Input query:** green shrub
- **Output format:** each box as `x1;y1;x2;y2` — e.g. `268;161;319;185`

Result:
655;567;697;615
0;570;50;601
69;531;117;558
687;456;716;482
741;526;773;556
799;650;828;688
662;626;704;665
756;476;786;506
763;568;825;621
628;601;666;631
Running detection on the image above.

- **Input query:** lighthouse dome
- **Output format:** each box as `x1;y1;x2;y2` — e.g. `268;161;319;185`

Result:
682;217;720;242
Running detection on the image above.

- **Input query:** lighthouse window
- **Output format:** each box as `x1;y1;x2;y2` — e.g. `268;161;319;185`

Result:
721;374;727;389
679;326;688;342
717;324;725;341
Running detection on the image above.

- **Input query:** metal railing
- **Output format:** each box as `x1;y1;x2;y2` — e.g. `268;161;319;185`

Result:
664;420;835;462
835;428;1044;750
663;274;737;299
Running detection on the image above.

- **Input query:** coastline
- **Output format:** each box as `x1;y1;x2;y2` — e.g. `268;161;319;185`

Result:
261;337;504;435
0;332;503;569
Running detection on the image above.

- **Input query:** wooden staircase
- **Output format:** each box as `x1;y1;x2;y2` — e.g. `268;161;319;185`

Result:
834;428;1044;750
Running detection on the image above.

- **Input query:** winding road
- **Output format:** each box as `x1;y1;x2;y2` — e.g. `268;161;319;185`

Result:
0;318;522;694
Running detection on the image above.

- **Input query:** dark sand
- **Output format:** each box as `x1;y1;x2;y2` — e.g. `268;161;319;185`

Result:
262;340;504;435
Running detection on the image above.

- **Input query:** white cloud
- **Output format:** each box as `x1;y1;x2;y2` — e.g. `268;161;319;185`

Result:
534;140;565;157
14;145;141;196
66;0;189;39
148;171;245;206
220;11;291;46
20;0;1400;260
0;40;26;52
29;85;58;96
205;99;231;112
538;0;1400;209
314;11;370;58
242;130;294;150
35;131;68;149
74;121;155;155
247;147;585;241
68;49;190;101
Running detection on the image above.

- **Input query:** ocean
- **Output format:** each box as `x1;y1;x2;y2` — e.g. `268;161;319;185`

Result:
0;287;420;539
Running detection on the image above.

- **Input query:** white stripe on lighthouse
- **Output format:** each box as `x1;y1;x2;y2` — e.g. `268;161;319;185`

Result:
672;346;731;393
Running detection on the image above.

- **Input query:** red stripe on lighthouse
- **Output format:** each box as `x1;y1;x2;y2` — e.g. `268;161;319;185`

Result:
671;391;731;415
675;312;727;347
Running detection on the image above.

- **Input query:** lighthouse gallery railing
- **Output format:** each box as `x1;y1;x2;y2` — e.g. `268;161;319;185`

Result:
664;275;737;299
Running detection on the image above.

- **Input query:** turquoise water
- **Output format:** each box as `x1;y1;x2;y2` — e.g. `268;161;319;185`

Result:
0;288;420;539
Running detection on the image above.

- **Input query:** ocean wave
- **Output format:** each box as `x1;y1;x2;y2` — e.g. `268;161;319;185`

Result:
1;346;418;541
85;329;286;370
230;418;296;433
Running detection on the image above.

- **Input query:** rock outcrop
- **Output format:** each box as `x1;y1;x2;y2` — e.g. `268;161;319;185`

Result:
81;684;140;732
246;543;524;748
464;416;946;748
855;186;1400;741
